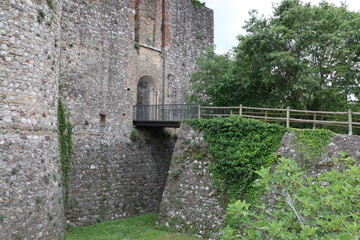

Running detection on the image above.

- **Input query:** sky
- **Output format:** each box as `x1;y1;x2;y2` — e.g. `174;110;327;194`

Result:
202;0;360;54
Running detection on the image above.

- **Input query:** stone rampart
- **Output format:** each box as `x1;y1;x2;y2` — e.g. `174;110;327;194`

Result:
59;0;213;225
0;0;65;239
158;124;360;239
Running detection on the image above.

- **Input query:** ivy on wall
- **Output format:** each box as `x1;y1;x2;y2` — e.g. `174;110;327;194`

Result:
292;129;334;168
185;116;286;202
57;98;73;206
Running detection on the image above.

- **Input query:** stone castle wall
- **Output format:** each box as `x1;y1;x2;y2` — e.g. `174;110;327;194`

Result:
1;0;213;236
158;123;225;239
59;0;214;226
166;0;214;103
0;0;65;239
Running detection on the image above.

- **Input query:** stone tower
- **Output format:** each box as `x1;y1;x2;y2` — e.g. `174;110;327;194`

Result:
1;0;213;237
0;0;65;239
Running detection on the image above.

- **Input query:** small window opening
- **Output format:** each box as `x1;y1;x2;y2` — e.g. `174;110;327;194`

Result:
99;112;106;122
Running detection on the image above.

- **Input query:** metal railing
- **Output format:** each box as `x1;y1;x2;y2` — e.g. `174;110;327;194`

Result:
133;104;199;122
133;104;360;134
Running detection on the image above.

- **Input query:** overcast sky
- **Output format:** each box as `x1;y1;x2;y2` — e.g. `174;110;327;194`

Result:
202;0;360;54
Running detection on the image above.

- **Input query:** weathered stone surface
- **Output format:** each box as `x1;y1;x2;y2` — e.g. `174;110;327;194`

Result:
0;0;65;239
66;128;176;225
158;123;225;239
166;1;214;103
59;0;214;225
1;0;214;236
159;125;360;240
276;132;360;174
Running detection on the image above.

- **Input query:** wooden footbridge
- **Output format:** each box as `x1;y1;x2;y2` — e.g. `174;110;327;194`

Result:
133;104;360;135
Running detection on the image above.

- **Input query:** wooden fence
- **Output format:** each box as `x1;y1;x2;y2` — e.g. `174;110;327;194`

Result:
198;105;360;135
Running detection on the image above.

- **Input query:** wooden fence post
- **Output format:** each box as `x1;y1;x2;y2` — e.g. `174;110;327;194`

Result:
239;104;243;117
286;107;290;128
348;109;353;135
198;105;201;119
313;113;317;129
265;111;268;123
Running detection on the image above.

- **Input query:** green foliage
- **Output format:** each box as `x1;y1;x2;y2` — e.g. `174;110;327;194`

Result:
46;14;55;27
58;98;73;207
185;116;286;201
46;0;55;10
11;233;24;240
292;129;334;168
66;213;197;240
11;168;19;175
35;196;42;204
191;0;205;10
37;9;45;24
188;47;237;106
0;215;4;223
134;40;140;49
169;169;181;177
234;0;360;111
130;130;139;141
189;1;360;111
159;128;173;140
222;156;360;239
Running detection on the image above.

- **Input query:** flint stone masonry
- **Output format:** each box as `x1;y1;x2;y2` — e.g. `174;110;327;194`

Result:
159;125;360;239
0;0;65;239
59;0;213;225
66;128;176;225
1;0;213;236
276;132;360;174
158;123;225;239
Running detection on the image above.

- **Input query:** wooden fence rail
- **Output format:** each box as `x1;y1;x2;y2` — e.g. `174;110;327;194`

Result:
198;105;360;135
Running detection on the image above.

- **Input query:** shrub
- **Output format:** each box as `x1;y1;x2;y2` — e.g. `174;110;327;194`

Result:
222;156;360;239
186;116;286;202
130;130;139;141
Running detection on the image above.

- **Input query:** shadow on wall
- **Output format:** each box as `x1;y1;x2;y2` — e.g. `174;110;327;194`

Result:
66;126;177;226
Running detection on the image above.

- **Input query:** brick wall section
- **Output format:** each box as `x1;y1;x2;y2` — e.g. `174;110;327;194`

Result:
0;0;65;239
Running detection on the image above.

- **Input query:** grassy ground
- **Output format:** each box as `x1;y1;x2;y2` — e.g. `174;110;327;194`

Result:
66;213;198;240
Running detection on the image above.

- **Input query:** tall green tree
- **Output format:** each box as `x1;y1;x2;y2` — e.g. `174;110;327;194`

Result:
188;47;239;105
190;0;360;111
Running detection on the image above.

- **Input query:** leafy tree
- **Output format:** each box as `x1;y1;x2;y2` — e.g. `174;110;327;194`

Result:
222;156;360;239
190;0;360;111
187;47;239;105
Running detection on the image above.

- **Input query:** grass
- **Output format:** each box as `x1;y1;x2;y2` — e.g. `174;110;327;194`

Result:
66;213;198;240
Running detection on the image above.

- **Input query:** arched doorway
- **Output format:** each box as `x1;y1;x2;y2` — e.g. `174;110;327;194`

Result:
136;76;157;120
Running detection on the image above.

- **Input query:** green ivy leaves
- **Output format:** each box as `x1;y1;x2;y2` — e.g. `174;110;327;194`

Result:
185;116;286;202
58;98;73;206
292;129;334;168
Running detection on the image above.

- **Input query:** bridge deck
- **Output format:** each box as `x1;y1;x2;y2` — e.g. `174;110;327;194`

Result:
133;104;199;128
